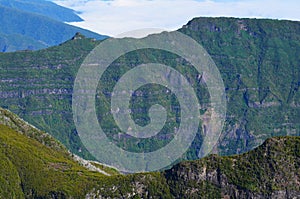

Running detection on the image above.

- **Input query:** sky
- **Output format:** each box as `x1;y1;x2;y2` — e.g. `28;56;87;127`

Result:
53;0;300;37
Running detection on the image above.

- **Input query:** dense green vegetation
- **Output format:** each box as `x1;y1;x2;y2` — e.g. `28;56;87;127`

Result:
0;124;99;198
0;17;299;164
0;107;299;198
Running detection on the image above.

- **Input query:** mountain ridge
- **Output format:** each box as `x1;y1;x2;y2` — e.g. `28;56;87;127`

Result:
0;0;83;22
0;17;299;163
0;2;107;52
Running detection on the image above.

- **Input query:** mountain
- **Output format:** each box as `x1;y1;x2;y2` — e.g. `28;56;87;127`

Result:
0;0;83;22
0;17;299;163
0;2;107;52
0;107;299;198
179;17;300;156
0;31;46;52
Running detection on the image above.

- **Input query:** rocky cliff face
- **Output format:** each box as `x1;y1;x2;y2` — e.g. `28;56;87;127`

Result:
164;136;300;198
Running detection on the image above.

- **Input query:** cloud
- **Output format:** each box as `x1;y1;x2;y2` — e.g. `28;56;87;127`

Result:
54;0;300;36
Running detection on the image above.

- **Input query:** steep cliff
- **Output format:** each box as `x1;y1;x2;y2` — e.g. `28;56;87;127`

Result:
179;17;300;157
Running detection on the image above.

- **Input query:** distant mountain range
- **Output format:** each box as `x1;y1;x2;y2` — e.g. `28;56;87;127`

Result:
0;0;107;52
0;0;83;22
0;107;299;198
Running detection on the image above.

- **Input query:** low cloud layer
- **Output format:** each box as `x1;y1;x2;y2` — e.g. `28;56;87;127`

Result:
54;0;300;36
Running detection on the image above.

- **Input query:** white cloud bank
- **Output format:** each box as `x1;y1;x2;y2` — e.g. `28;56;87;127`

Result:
54;0;300;36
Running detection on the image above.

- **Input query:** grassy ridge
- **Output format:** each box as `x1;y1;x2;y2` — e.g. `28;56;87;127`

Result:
0;107;105;198
0;123;106;198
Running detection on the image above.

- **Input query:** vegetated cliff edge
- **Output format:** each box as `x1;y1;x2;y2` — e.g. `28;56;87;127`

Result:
0;106;299;198
0;17;299;162
164;136;300;198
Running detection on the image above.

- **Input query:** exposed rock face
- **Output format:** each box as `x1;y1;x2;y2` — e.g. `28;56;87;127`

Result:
164;137;300;198
72;32;87;40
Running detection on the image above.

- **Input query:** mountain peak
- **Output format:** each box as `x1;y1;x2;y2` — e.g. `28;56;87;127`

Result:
72;32;86;40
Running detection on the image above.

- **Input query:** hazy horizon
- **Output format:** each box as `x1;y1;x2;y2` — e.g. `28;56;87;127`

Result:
53;0;300;36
